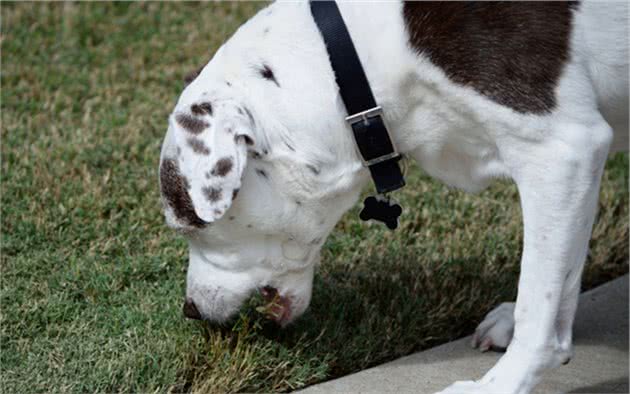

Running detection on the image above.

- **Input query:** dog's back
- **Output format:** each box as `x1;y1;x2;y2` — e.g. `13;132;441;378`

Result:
576;1;628;150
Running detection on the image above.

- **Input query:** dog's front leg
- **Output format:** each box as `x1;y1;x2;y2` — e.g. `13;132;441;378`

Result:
438;119;613;394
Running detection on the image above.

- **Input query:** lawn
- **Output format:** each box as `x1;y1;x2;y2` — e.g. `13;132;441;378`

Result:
1;2;628;393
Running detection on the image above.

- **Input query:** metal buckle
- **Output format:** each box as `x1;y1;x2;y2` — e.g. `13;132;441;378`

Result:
345;106;400;167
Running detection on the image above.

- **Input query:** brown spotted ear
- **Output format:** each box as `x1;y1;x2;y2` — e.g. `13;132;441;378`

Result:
160;100;253;226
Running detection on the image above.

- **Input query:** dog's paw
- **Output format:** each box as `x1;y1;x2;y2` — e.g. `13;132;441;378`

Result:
437;378;525;394
471;302;515;352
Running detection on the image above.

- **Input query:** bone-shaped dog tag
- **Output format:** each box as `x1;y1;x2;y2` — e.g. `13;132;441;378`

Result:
359;195;402;230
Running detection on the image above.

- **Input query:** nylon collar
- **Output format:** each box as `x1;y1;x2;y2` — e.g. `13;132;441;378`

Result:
310;1;405;229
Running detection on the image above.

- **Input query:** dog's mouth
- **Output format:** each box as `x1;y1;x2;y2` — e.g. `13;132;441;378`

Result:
258;286;292;326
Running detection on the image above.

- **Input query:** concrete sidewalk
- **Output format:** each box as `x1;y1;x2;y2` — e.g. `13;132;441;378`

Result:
301;275;629;394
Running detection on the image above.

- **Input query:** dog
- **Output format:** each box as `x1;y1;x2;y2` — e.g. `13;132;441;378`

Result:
158;2;628;393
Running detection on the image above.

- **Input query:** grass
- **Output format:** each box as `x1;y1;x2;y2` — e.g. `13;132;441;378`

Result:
1;2;627;393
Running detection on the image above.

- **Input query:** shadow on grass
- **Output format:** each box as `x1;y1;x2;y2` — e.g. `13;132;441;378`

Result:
177;232;628;393
178;252;522;392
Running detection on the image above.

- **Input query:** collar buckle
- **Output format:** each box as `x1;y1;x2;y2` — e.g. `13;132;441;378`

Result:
345;106;400;167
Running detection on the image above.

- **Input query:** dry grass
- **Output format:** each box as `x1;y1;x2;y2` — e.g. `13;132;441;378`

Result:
2;2;627;393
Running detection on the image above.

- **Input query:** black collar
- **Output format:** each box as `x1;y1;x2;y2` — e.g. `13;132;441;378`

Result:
310;1;405;229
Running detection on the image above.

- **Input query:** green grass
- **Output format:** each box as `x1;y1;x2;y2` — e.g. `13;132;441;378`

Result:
1;2;627;393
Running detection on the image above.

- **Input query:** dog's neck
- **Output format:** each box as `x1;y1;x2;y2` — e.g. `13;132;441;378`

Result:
236;2;505;199
331;3;512;192
324;3;498;193
331;3;492;162
335;2;441;153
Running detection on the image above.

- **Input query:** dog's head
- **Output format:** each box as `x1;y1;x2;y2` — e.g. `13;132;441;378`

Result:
158;3;367;325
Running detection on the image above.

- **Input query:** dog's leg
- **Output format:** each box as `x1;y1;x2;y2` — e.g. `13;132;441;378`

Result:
438;119;612;394
553;259;585;365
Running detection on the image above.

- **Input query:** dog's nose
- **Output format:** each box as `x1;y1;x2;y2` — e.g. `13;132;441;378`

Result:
182;298;202;320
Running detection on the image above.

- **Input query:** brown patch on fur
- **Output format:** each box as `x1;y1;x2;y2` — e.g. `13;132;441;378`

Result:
176;113;208;134
232;188;240;200
259;64;280;87
202;186;222;202
191;102;213;116
159;158;206;228
187;137;210;155
403;2;577;114
211;157;234;177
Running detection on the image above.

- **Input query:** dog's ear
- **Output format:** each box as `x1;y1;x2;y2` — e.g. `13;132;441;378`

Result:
160;101;254;226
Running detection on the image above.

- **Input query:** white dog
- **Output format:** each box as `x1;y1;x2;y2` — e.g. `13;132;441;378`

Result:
159;2;628;393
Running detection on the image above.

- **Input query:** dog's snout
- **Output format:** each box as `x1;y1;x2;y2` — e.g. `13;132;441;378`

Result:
182;298;202;320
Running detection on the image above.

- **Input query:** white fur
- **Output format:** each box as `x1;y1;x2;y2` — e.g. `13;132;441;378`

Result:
159;1;628;392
